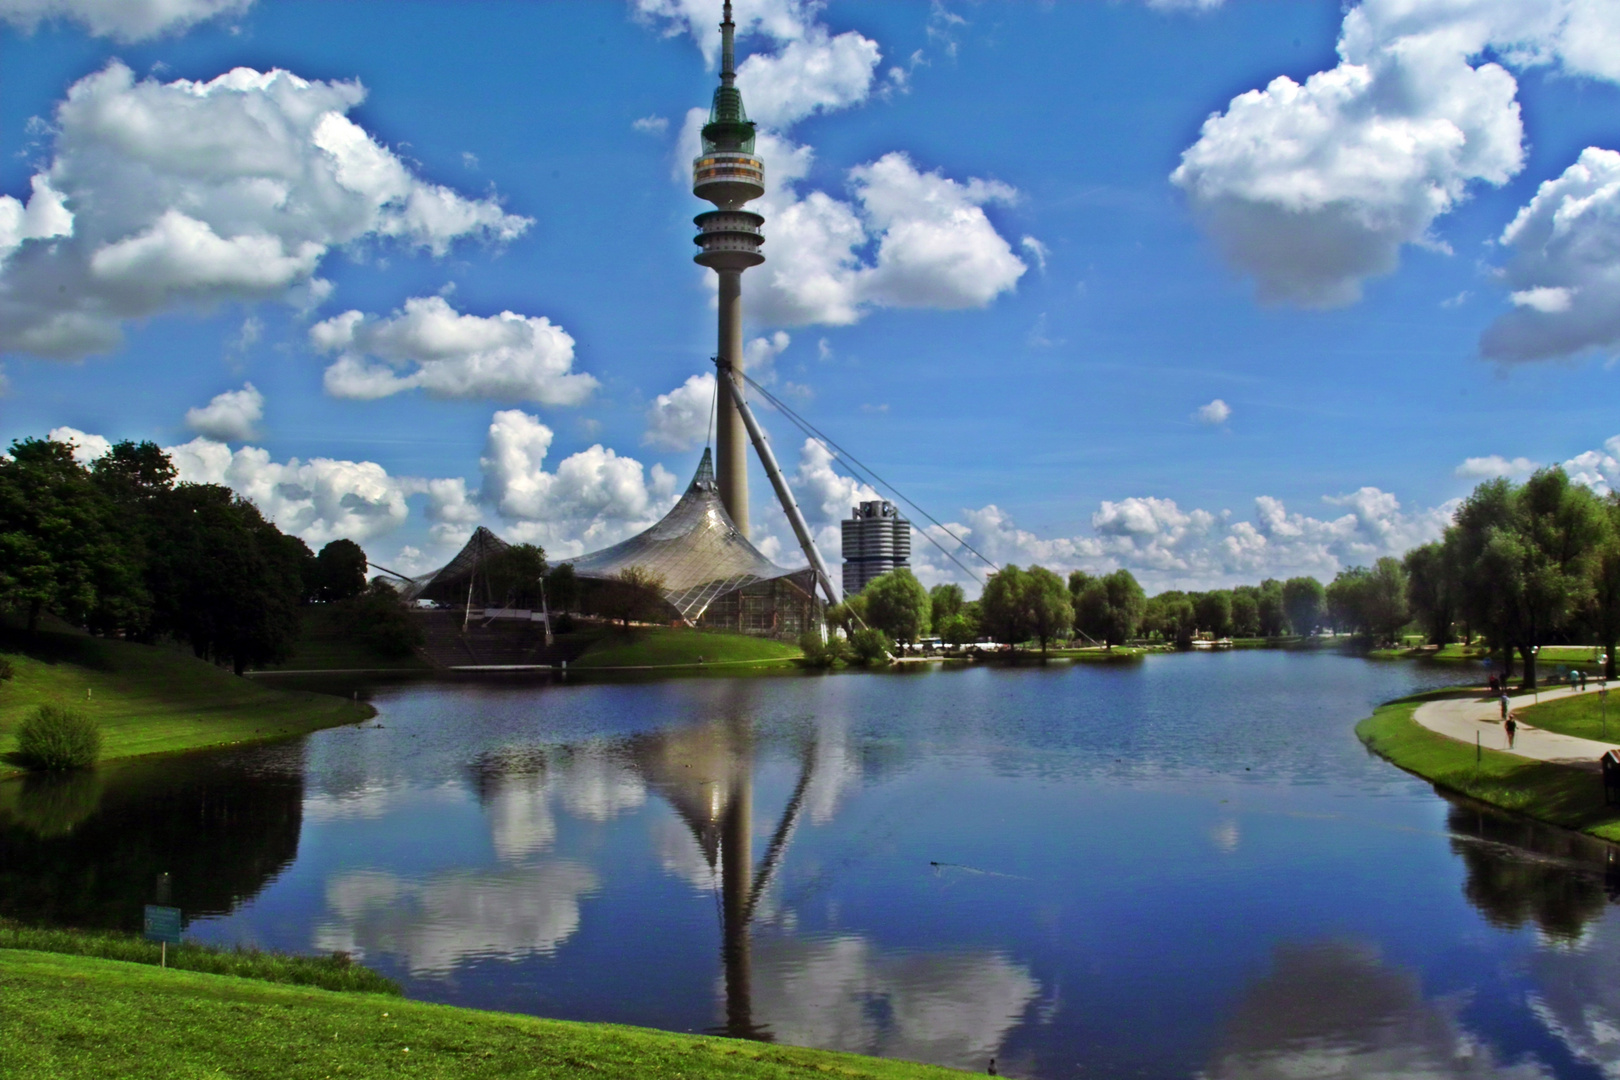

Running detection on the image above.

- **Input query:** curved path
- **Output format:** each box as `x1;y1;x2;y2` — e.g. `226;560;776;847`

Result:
1413;683;1620;769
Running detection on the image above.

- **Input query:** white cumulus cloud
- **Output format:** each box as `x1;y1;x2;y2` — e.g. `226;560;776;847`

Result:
0;62;530;359
0;0;249;40
312;296;596;406
184;382;263;441
1170;0;1620;308
481;409;678;557
47;425;111;464
1195;399;1231;425
1455;454;1538;479
1483;147;1620;362
644;372;715;452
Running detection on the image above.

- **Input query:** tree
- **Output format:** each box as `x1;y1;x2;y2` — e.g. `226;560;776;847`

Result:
602;565;668;628
1074;569;1145;648
545;563;578;613
1363;556;1411;645
1257;579;1288;637
849;626;893;665
1449;470;1604;688
1282;577;1325;637
928;583;965;627
1194;590;1232;638
1025;566;1074;654
0;439;135;632
864;568;931;645
337;579;424;658
1404;542;1455;646
484;543;547;607
314;539;368;602
1589;494;1620;680
1230;586;1260;638
979;566;1032;646
938;612;977;647
1326;567;1371;636
1144;591;1196;648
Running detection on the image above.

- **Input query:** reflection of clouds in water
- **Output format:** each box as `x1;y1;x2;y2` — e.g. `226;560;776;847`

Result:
749;935;1038;1071
653;812;718;891
483;771;556;861
1202;941;1549;1080
1527;913;1620;1078
303;780;465;822
804;716;860;826
315;863;599;977
477;745;645;860
553;750;645;822
1210;818;1239;854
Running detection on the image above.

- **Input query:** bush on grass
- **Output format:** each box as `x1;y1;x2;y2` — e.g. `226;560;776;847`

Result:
0;920;400;995
15;704;102;771
849;627;893;666
0;655;14;682
798;630;850;669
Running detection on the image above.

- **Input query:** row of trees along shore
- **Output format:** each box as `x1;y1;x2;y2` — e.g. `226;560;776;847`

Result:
0;438;424;673
833;468;1620;690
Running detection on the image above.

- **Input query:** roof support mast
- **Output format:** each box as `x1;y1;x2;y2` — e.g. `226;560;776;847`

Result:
718;355;841;607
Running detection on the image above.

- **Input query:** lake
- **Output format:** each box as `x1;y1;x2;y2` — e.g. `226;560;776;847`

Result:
5;650;1619;1079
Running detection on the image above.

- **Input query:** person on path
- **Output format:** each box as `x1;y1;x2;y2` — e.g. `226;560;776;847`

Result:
1489;674;1500;695
1506;714;1518;749
1500;693;1510;721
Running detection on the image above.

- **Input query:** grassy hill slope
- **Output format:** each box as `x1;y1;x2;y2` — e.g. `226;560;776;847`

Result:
0;628;372;776
3;949;964;1080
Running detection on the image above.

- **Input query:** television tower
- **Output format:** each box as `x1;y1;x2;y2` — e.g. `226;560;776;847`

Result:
692;0;764;537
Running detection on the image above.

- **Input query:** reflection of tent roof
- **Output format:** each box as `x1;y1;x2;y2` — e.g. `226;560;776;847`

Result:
401;526;508;604
568;449;807;624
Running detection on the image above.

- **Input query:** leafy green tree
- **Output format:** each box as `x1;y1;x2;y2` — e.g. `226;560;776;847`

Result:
1404;542;1455;646
1326;567;1371;635
864;568;931;644
1230;586;1260;638
1025;566;1074;654
938;612;977;647
1257;579;1288;637
1144;591;1196;647
544;563;578;612
336;579;424;657
1282;577;1326;637
979;566;1032;646
602;565;668;628
1452;470;1604;688
1194;590;1232;638
1363;557;1411;644
928;583;965;627
484;543;547;607
0;439;134;632
1588;494;1620;680
1075;569;1146;648
849;626;892;665
314;539;369;602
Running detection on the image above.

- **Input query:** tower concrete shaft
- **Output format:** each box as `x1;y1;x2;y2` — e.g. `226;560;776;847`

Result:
716;269;749;537
693;0;764;537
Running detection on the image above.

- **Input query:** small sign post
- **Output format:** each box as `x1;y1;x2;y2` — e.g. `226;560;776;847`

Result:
144;904;181;967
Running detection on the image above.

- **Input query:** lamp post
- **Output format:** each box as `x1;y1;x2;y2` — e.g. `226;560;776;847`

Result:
1532;646;1540;703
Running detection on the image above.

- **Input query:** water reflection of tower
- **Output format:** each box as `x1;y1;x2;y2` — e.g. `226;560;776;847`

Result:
631;708;816;1039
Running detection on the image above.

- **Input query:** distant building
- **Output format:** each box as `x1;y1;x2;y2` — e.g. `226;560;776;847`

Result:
841;500;911;596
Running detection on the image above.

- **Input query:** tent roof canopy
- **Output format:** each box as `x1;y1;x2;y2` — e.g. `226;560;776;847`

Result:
567;449;807;623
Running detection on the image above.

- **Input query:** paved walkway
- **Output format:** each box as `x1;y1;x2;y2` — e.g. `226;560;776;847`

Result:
1413;683;1620;769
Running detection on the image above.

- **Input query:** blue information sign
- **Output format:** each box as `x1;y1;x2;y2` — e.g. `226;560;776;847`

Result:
143;904;181;945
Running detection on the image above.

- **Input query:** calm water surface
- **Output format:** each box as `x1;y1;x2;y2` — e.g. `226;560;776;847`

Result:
6;651;1620;1079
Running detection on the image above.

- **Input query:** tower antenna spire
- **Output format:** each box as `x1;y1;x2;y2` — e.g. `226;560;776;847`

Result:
720;0;736;85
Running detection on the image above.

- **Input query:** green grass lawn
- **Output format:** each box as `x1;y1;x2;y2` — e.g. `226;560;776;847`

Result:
0;628;373;777
569;626;802;670
2;949;964;1080
1356;691;1620;842
258;606;433;672
1517;689;1620;744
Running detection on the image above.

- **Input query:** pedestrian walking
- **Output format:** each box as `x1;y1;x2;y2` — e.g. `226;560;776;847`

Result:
1500;693;1510;721
1489;674;1499;695
1581;670;1588;690
1505;714;1517;749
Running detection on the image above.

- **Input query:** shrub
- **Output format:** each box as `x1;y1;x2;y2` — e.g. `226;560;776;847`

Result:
0;656;14;682
15;703;102;771
798;629;849;669
849;627;893;666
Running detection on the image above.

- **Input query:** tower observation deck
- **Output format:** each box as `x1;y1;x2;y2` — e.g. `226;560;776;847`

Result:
694;0;764;537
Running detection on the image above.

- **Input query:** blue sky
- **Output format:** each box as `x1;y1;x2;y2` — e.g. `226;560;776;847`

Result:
2;0;1618;593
